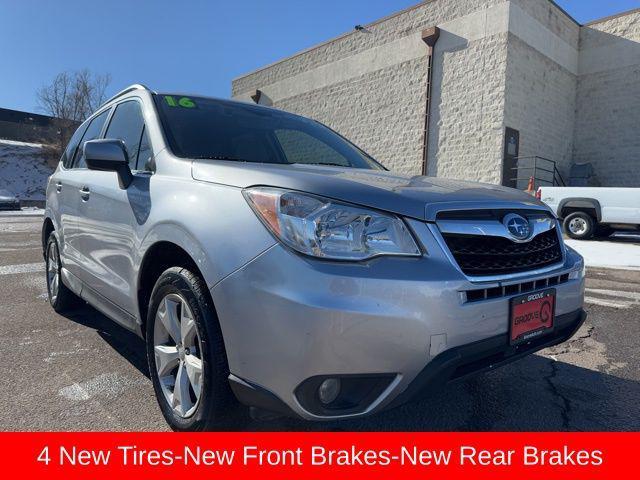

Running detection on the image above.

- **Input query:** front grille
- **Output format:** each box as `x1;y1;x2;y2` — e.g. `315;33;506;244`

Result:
442;228;563;276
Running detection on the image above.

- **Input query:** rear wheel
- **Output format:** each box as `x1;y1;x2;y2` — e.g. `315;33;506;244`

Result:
45;235;80;312
563;212;595;240
146;267;236;431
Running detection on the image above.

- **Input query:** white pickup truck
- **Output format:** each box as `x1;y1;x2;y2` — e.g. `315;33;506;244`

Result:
537;187;640;239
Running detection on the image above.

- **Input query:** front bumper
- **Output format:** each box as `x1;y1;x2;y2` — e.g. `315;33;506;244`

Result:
211;222;585;420
387;307;586;409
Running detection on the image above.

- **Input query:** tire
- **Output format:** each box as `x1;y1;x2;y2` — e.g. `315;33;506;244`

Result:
146;267;236;431
45;235;80;312
563;212;595;240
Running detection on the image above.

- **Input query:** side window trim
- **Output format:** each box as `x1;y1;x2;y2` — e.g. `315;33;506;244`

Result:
60;122;89;170
135;124;146;172
103;97;153;173
70;107;113;169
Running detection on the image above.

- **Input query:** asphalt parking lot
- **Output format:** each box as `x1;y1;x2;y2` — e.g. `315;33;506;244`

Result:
1;213;639;431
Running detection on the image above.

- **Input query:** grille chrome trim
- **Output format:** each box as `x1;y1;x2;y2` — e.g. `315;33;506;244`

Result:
436;214;555;243
425;201;553;222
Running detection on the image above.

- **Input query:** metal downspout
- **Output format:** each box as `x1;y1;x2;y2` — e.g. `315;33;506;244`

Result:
421;27;440;175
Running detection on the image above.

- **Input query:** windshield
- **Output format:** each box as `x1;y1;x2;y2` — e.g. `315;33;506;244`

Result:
153;94;383;170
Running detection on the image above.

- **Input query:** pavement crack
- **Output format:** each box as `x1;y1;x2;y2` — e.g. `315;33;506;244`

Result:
544;359;572;430
576;325;595;340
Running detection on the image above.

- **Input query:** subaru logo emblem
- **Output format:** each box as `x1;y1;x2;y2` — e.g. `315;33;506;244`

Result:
503;213;531;240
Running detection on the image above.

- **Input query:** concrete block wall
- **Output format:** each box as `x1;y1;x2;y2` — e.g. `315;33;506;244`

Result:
427;30;509;184
574;10;640;187
511;0;579;46
503;0;580;183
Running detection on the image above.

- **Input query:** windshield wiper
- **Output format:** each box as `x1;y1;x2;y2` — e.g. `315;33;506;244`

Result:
193;157;349;168
291;162;347;167
192;155;251;162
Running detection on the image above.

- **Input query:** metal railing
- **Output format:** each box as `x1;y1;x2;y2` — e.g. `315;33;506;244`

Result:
511;156;566;190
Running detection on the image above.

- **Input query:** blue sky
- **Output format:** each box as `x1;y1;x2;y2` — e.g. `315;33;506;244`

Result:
0;0;638;113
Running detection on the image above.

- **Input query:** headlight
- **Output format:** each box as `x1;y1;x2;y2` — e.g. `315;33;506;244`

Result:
243;187;421;260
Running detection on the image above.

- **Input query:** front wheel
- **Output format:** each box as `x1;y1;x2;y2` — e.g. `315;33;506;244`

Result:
146;267;236;431
563;212;595;240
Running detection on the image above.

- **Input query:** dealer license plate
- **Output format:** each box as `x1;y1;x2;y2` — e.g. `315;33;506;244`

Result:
510;289;555;345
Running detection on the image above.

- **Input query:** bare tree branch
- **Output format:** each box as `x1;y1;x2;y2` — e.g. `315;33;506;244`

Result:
36;69;111;154
36;69;111;123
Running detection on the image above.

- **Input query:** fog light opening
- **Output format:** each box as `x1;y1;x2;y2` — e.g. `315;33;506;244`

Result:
296;374;395;416
318;378;341;405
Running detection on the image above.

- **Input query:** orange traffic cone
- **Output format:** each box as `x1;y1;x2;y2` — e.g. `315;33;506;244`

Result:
526;176;535;193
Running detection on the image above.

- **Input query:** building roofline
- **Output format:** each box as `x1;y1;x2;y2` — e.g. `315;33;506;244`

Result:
232;0;437;82
583;7;640;27
232;0;638;84
547;0;581;26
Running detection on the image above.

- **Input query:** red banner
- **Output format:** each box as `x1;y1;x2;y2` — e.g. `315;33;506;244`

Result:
1;432;636;479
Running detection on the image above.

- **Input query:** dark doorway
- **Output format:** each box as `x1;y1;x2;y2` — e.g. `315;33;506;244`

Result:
502;127;520;188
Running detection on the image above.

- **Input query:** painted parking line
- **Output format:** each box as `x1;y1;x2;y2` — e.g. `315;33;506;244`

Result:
0;209;44;217
584;296;632;309
0;263;44;275
585;288;640;301
583;288;640;309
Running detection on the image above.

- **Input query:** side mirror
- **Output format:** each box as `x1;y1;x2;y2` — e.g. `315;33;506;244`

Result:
84;139;133;189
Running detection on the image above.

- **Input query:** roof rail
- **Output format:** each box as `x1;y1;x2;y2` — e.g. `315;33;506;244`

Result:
100;84;151;108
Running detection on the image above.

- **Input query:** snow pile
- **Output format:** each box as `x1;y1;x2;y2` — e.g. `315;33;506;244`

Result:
566;236;640;271
0;139;54;200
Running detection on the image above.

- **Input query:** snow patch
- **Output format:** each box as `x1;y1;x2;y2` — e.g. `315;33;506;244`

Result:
0;139;46;148
0;139;54;200
566;238;640;271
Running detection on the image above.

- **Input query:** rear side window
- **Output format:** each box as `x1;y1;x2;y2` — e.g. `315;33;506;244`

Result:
73;109;110;168
61;123;88;168
104;100;146;171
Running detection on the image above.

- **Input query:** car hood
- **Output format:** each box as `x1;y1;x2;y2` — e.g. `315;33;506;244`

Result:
191;160;548;220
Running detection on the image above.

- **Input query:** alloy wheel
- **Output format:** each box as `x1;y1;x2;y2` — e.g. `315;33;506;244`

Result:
47;241;60;304
154;293;204;418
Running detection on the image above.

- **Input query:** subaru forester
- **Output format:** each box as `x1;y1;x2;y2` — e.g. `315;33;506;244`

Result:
43;84;586;430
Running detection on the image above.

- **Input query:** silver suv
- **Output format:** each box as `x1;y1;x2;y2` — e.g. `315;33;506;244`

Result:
43;85;586;430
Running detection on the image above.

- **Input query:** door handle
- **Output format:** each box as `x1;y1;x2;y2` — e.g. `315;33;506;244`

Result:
55;182;62;193
79;186;90;201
